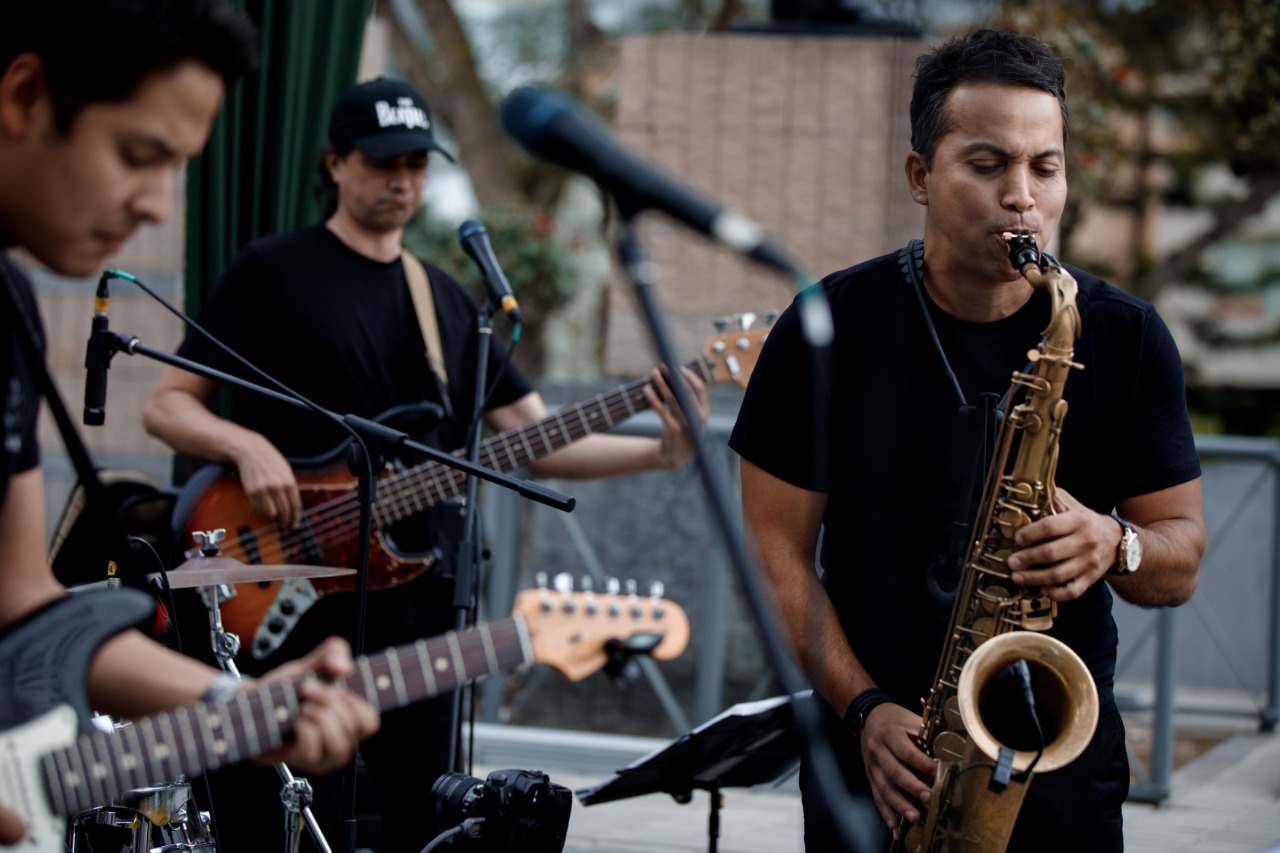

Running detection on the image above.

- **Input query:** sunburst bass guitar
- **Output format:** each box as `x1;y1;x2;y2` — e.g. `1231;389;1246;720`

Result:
0;585;688;852
176;323;769;659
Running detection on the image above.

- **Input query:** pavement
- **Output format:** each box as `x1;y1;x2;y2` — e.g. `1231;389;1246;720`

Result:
467;722;1280;853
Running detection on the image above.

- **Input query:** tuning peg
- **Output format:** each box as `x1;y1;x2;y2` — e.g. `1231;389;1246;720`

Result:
605;577;622;617
535;572;554;611
762;310;779;326
733;312;757;332
713;316;731;333
553;572;574;594
625;579;644;618
581;576;598;615
649;581;666;619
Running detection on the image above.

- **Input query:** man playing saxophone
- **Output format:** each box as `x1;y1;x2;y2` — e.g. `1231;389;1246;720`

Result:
730;28;1205;853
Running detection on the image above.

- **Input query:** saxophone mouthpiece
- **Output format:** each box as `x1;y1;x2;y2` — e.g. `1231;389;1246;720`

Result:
1003;230;1041;274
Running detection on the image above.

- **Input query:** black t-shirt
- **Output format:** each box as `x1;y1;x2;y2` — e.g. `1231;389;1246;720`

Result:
0;257;44;507
729;247;1201;708
179;225;533;457
176;226;534;641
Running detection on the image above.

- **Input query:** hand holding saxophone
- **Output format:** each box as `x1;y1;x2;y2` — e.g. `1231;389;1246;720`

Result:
1005;486;1126;601
858;702;937;830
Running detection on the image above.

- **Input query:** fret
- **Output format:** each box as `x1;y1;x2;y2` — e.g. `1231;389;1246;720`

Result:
258;683;283;749
552;412;571;444
499;434;520;470
123;718;155;791
386;650;410;708
479;621;499;676
190;705;223;768
533;421;556;455
357;657;378;707
42;750;68;819
515;431;537;465
84;731;113;806
573;404;592;437
414;638;438;698
621;388;639;416
52;747;79;816
174;707;205;772
65;738;96;813
235;691;261;759
595;392;616;427
196;703;226;764
153;713;180;780
446;631;466;686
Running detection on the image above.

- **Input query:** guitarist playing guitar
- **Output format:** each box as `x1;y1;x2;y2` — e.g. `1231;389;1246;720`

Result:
0;3;382;846
142;77;710;853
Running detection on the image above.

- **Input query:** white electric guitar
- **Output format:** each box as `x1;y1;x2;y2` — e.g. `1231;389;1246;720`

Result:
0;585;688;851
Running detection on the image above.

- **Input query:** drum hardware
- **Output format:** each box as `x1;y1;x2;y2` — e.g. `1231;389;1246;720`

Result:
69;776;216;852
187;529;335;853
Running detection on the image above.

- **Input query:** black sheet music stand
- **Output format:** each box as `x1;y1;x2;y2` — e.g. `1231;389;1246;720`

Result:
576;691;809;853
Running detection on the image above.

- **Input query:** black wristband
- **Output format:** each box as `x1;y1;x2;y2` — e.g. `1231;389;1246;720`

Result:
843;687;895;738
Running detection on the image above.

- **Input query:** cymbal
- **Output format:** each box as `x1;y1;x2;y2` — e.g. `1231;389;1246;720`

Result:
155;556;355;589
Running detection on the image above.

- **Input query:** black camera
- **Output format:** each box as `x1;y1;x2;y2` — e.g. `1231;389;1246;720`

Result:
430;768;572;852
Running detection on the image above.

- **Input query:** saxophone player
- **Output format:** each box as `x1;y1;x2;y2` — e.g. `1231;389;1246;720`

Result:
731;28;1205;853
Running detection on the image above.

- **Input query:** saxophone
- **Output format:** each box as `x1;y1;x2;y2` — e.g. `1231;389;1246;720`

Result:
889;231;1100;853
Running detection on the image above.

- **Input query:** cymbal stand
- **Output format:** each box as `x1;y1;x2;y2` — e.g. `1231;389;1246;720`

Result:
189;529;333;853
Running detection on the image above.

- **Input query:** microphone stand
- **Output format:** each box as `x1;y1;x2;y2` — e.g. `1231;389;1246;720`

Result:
99;329;573;853
445;296;496;776
611;211;879;852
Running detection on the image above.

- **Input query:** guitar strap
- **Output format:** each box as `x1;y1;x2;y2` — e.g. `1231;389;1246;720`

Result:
0;262;149;591
402;250;454;421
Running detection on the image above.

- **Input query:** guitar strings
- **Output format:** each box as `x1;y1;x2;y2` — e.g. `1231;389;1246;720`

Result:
216;358;716;571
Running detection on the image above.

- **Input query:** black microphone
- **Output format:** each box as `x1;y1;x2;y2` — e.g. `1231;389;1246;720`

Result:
457;219;522;325
83;274;112;425
499;85;797;276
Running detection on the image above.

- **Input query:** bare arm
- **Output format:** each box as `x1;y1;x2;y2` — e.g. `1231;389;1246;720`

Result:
143;366;302;528
487;367;709;480
1007;478;1205;607
740;458;934;829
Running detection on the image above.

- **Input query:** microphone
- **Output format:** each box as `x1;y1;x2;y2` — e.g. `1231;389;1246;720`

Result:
499;85;798;276
457;219;522;325
83;274;112;425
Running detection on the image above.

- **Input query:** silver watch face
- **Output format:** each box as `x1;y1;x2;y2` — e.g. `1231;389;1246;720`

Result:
1125;529;1142;572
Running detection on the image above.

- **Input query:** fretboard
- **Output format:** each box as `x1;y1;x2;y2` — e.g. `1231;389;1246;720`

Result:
372;352;718;526
43;615;531;818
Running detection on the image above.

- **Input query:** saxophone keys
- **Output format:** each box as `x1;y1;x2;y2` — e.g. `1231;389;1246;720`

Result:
933;729;967;762
940;696;965;732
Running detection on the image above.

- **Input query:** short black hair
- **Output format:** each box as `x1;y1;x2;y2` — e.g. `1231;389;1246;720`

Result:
910;28;1068;169
314;142;356;221
0;0;258;134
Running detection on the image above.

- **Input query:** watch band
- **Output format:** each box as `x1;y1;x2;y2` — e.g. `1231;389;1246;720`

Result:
843;688;895;737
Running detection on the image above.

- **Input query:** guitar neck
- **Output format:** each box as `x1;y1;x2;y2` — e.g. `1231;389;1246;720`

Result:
43;616;531;819
376;352;718;525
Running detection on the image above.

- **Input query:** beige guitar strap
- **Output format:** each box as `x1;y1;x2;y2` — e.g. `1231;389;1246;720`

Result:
402;250;454;421
402;250;449;388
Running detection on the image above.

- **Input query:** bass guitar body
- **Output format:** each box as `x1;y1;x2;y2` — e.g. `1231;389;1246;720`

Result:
176;458;438;659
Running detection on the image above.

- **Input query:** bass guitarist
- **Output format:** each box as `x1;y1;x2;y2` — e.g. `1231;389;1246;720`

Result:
142;77;709;853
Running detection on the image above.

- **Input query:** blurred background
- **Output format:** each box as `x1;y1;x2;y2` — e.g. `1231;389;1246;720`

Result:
18;0;1280;820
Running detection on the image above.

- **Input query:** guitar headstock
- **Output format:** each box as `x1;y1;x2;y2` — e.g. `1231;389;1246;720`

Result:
514;577;689;682
702;311;777;388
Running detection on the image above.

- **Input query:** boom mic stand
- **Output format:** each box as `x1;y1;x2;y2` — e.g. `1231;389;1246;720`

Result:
94;278;574;853
610;212;880;852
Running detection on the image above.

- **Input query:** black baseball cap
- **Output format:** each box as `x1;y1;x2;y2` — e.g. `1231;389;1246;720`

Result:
328;77;456;162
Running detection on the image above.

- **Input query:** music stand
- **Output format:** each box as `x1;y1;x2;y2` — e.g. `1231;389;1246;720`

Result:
576;691;809;853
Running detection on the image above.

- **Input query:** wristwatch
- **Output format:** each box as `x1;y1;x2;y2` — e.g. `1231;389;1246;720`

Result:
1108;516;1142;576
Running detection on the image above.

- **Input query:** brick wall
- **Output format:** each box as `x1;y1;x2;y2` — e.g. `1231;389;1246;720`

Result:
604;32;925;376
